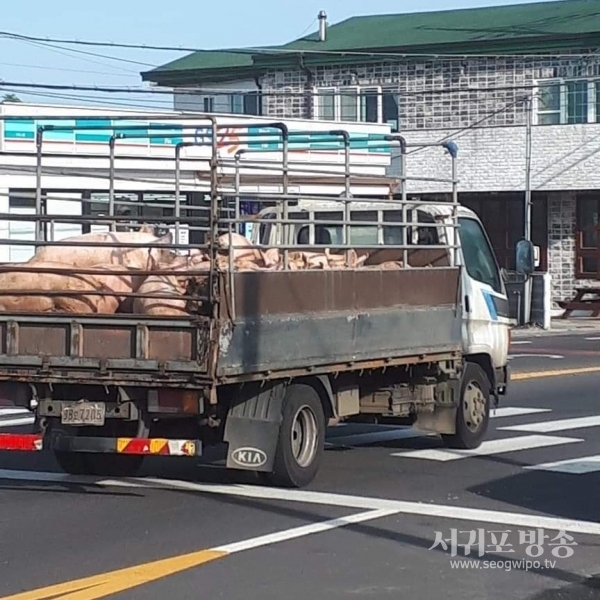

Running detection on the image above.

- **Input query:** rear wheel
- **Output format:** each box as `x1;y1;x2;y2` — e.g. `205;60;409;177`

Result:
442;363;491;450
269;384;325;488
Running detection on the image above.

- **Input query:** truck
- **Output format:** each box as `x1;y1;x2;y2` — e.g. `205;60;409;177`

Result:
0;116;510;488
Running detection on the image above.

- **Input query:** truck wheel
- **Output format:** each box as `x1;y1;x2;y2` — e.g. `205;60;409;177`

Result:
269;384;325;488
54;452;144;477
442;363;490;450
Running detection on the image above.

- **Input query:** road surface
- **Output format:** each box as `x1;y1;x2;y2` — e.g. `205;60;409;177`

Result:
0;332;599;600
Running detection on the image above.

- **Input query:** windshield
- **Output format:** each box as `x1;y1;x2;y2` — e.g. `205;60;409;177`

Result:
459;216;502;293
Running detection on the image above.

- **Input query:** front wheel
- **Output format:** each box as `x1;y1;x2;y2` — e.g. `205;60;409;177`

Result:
268;384;325;488
442;363;491;450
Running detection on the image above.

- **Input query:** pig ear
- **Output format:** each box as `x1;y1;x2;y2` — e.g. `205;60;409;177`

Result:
139;223;154;234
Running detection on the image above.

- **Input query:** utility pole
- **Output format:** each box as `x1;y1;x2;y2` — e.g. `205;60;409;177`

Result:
523;95;533;325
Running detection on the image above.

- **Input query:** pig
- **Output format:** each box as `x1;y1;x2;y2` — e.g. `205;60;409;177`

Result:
0;262;142;314
133;253;209;316
28;230;175;272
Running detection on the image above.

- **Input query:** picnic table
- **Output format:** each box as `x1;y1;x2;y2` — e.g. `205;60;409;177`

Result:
558;287;600;318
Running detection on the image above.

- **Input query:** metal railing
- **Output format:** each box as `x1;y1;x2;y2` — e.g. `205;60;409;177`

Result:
0;115;462;316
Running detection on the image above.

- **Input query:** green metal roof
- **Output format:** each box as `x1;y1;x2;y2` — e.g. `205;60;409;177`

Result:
142;0;600;84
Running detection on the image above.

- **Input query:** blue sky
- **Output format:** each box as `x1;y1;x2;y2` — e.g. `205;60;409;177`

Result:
0;0;562;108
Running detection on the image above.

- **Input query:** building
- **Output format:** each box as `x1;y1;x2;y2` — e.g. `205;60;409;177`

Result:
142;0;600;309
0;103;396;262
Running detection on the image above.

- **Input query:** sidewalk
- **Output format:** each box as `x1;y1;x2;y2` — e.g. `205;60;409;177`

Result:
512;318;600;338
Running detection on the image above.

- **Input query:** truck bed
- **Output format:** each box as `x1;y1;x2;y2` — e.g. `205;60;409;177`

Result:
0;267;462;387
216;267;462;380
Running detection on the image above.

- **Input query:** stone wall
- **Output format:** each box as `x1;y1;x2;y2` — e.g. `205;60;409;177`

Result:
261;54;600;130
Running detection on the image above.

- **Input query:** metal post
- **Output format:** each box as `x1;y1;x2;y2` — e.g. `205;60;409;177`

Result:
109;135;116;231
331;130;351;264
35;127;44;246
451;154;459;268
209;119;219;312
175;143;182;245
523;96;533;325
234;153;241;236
399;139;408;268
281;127;289;270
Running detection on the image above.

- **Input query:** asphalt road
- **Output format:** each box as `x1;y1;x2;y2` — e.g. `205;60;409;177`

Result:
0;333;600;600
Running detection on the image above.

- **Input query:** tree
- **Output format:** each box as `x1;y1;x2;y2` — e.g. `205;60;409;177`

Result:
2;93;21;103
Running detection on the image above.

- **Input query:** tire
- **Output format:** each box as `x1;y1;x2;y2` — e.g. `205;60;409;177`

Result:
269;384;325;488
54;451;144;477
442;363;491;450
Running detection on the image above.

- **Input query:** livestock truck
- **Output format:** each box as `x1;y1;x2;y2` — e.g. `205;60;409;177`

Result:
0;122;510;488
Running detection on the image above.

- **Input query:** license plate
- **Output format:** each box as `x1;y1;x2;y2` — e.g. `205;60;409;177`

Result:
61;403;106;426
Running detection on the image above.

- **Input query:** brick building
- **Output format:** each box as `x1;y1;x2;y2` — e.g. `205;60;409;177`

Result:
142;0;600;307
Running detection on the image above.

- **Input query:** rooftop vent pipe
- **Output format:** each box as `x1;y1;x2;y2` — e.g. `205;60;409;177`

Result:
318;10;327;42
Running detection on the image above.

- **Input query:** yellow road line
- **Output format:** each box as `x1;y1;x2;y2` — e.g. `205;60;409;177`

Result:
1;509;394;600
0;549;227;600
512;366;600;380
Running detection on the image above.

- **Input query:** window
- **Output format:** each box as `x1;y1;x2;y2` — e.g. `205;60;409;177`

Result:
203;97;214;112
576;193;600;278
295;208;437;247
315;86;399;128
537;80;599;124
459;217;502;293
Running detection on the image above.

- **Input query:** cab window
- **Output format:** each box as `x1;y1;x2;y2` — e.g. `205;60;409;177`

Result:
459;217;502;293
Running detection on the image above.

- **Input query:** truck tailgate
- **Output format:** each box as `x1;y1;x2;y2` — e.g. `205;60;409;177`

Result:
0;314;211;386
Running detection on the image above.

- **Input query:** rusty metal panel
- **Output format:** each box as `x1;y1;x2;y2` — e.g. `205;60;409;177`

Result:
82;326;134;359
217;305;461;378
19;324;69;357
230;268;460;317
147;328;196;362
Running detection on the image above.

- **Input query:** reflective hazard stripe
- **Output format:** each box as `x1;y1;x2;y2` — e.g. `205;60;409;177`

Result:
116;438;199;456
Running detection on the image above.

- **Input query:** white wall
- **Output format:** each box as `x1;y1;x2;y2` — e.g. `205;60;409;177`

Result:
174;79;258;113
400;123;600;194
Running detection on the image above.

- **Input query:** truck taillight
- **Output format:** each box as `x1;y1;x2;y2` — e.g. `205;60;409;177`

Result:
148;389;201;414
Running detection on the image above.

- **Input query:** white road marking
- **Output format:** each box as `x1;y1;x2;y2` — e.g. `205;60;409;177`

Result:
490;407;552;419
510;341;532;345
1;469;600;535
326;428;430;447
585;337;600;341
499;415;600;434
0;408;30;416
0;417;35;428
215;508;399;553
525;455;600;475
508;354;564;360
391;435;581;462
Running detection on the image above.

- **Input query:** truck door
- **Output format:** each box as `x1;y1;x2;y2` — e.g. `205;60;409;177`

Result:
458;216;510;370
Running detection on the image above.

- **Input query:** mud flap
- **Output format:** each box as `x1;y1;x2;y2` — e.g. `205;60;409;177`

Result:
224;382;286;473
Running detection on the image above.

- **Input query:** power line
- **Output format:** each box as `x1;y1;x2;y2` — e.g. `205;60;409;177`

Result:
20;39;144;75
1;29;599;60
0;79;571;100
0;60;135;78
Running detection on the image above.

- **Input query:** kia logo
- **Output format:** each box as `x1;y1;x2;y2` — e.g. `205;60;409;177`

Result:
231;447;268;468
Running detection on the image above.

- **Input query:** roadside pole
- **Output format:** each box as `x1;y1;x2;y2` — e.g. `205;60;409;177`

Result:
523;95;533;326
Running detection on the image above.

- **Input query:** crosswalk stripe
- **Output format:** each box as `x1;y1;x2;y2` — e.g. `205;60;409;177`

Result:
0;408;30;416
524;455;600;474
498;415;600;433
490;407;552;419
391;435;582;462
0;416;35;428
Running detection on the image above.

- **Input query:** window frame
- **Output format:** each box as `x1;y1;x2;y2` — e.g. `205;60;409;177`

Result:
314;85;398;127
536;79;599;125
575;193;600;279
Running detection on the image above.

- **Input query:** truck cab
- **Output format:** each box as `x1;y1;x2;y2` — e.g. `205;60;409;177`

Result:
251;200;510;403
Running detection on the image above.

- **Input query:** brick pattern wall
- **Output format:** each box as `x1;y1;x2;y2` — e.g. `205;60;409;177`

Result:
262;54;600;130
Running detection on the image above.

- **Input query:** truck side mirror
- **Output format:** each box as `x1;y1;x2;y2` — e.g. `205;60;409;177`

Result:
516;239;535;275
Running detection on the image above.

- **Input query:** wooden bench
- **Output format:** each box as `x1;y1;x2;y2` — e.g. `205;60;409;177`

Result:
558;287;600;318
